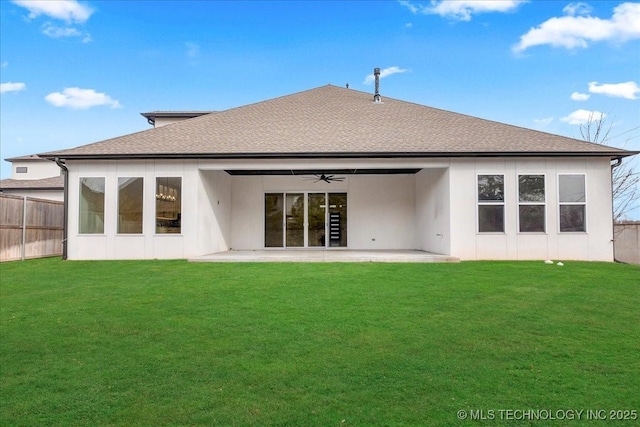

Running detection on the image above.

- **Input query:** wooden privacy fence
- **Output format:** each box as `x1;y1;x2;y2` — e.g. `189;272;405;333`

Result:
0;194;64;262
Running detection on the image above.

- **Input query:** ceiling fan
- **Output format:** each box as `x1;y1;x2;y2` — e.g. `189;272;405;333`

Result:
304;173;345;183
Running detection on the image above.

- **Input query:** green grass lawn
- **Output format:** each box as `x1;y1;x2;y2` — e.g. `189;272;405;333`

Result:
1;259;639;426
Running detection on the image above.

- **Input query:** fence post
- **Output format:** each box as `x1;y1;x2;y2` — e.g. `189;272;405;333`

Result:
21;196;27;261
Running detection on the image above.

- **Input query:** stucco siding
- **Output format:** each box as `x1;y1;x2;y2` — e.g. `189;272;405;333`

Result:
448;157;613;261
348;175;417;250
11;159;60;180
230;176;263;250
67;160;196;259
198;170;232;255
449;159;477;260
66;160;109;260
415;168;450;255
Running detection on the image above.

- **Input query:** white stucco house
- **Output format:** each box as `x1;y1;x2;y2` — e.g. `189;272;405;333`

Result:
0;155;64;201
40;84;637;261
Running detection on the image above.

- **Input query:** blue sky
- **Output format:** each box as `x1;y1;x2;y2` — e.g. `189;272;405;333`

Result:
1;1;639;182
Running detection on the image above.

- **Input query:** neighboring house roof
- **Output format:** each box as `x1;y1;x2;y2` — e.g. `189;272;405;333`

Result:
41;85;636;160
5;154;49;162
0;176;64;191
140;111;216;125
140;111;215;119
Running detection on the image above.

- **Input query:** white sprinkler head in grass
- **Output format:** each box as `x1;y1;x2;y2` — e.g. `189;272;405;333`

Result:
545;260;554;264
557;262;564;266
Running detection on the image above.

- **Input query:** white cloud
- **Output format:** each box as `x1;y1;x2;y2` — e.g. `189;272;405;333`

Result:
1;82;26;94
363;66;409;85
45;87;121;109
561;109;605;126
399;0;526;22
12;0;93;24
588;81;640;100
534;117;554;126
562;2;592;17
41;23;92;42
398;0;418;14
571;92;590;101
513;2;640;53
42;23;81;38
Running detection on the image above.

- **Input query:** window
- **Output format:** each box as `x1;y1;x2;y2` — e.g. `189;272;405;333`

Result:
559;174;586;232
156;177;181;234
79;177;105;234
16;167;27;173
478;174;504;233
518;175;545;232
118;177;143;234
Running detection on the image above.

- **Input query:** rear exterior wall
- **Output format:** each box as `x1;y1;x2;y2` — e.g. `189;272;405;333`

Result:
63;157;614;261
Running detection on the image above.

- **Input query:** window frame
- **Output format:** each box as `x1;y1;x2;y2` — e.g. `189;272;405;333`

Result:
477;173;505;234
517;174;546;233
557;173;587;233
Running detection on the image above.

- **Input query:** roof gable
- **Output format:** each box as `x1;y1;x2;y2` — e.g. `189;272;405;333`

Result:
42;85;635;159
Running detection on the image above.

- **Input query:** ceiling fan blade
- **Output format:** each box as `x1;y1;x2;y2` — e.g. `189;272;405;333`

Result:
300;172;345;183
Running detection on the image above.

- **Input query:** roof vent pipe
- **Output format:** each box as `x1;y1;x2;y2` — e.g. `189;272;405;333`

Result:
373;67;381;103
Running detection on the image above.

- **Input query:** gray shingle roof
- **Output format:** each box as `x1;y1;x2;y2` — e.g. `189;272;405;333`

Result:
0;176;64;190
41;85;636;159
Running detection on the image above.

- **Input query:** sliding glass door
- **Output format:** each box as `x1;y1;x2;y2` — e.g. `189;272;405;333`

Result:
286;193;304;247
308;193;326;247
265;193;284;247
264;192;347;248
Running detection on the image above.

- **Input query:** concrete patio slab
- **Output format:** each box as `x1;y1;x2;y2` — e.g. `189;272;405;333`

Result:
189;250;460;263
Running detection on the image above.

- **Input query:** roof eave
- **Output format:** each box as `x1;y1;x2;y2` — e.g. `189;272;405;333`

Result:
140;111;215;119
0;187;64;191
40;150;639;161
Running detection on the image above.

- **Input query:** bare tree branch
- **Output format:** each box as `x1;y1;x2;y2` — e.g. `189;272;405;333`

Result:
580;114;640;222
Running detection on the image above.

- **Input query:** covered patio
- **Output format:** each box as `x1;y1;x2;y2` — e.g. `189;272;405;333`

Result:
189;249;460;263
